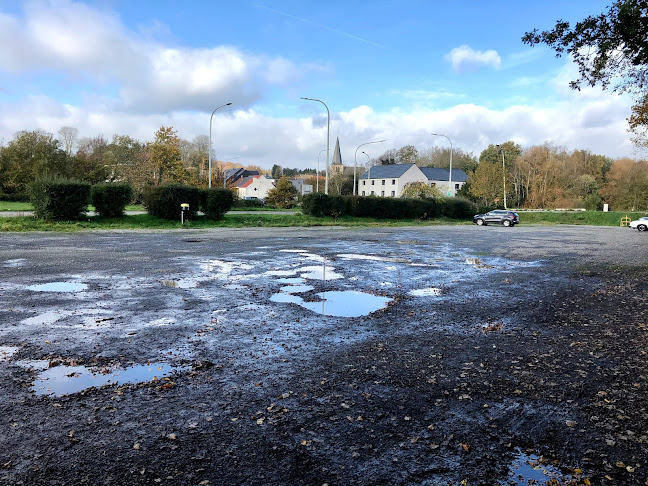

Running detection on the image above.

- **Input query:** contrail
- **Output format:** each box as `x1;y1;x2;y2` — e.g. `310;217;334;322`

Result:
252;3;391;50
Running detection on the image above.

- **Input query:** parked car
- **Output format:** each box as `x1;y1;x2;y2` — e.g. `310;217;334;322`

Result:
629;216;648;232
473;210;519;227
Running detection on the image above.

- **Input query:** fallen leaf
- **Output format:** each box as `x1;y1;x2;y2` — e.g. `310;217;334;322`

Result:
133;443;140;450
167;433;177;440
565;420;578;427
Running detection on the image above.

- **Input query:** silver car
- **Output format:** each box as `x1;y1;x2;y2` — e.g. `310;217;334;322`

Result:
629;217;648;232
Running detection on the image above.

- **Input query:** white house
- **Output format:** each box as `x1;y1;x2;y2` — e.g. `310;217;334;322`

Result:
234;175;276;200
358;164;468;197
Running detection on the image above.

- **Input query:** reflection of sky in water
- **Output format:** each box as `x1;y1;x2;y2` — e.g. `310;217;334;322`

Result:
270;290;391;318
299;266;343;280
25;361;188;397
501;450;576;485
26;282;87;292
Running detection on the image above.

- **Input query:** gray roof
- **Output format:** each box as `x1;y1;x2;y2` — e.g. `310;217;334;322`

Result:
420;167;469;183
359;163;416;179
332;137;342;165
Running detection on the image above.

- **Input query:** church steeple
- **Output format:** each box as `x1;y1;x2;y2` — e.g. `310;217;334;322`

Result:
331;137;342;165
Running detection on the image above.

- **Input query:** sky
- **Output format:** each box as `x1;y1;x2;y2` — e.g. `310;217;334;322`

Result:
0;0;639;170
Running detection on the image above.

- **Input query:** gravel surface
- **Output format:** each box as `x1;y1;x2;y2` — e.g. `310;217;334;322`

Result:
0;225;647;485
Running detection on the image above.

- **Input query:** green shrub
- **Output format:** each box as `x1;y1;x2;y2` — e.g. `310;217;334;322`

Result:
143;184;202;220
301;193;331;217
443;197;477;219
29;179;91;220
233;198;265;208
584;193;604;211
203;188;235;220
91;183;133;217
330;195;352;218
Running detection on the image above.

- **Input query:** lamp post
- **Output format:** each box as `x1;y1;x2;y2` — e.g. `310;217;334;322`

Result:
301;97;330;194
431;133;453;197
209;102;232;188
496;144;507;209
354;140;386;195
362;151;371;195
317;149;326;193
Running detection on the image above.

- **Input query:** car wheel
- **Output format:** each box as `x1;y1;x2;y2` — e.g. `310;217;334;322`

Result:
476;219;485;226
638;224;647;232
502;220;511;227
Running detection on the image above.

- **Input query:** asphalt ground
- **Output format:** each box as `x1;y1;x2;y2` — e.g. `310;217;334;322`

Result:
0;225;647;485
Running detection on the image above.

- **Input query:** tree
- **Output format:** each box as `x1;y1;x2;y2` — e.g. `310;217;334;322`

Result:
523;0;648;146
148;126;187;184
58;126;79;156
271;164;283;179
418;146;478;173
467;161;504;206
600;158;648;210
397;145;419;164
265;176;298;208
401;181;442;199
0;130;69;198
73;135;111;184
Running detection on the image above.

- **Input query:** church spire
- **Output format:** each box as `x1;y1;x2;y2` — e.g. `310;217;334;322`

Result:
332;137;342;165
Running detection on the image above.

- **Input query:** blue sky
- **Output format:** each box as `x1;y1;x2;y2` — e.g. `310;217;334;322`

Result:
0;0;636;169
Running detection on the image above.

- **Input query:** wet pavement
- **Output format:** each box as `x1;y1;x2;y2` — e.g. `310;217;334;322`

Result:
0;225;647;485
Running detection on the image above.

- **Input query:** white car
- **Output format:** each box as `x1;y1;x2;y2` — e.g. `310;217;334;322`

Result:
629;217;648;232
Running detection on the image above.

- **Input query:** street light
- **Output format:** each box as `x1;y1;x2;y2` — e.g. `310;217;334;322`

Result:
362;151;371;195
317;149;326;193
496;144;507;209
354;140;386;195
209;102;232;188
431;133;453;197
301;97;330;194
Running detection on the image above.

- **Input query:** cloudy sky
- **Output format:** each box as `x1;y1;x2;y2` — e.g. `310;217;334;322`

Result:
0;0;637;169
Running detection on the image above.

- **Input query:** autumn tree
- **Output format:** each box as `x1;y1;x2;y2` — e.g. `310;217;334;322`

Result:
58;126;79;156
523;0;648;146
73;135;111;183
418;146;478;173
148;126;187;184
467;161;504;207
600;158;648;210
401;181;442;199
265;176;298;208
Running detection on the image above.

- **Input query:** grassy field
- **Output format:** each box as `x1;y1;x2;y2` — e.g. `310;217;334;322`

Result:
0;213;469;232
1;208;646;232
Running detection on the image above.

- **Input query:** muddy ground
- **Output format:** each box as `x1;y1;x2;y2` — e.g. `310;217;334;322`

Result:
0;225;647;485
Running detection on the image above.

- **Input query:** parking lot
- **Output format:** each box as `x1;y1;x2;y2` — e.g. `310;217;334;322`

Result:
1;225;647;485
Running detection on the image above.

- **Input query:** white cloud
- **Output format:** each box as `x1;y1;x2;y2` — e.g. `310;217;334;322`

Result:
446;45;501;73
0;0;322;113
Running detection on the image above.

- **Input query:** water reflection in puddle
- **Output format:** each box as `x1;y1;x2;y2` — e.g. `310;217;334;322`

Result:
161;279;200;289
276;277;305;284
27;282;87;292
299;266;343;280
270;290;391;317
409;287;442;297
501;450;580;485
3;259;26;268
24;361;188;396
279;285;314;293
21;310;73;326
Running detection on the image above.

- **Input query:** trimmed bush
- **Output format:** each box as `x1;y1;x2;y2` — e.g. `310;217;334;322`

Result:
29;179;91;220
91;183;133;218
143;184;202;220
203;188;235;220
233;198;265;208
443;197;477;219
301;193;332;217
330;195;352;218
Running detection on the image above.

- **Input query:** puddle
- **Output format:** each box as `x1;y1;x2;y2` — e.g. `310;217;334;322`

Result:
409;287;442;297
26;282;88;292
276;277;306;284
21;310;73;326
144;318;175;327
336;253;401;262
0;346;19;361
24;361;189;396
279;285;314;294
270;290;391;317
500;450;581;485
279;249;309;253
299;265;344;280
3;259;26;268
265;270;298;277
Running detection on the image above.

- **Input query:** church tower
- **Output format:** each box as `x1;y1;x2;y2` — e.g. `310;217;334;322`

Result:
330;137;345;175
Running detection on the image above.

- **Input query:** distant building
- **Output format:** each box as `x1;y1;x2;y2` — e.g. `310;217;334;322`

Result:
225;168;259;186
358;164;468;197
233;175;275;200
329;137;355;176
290;179;313;196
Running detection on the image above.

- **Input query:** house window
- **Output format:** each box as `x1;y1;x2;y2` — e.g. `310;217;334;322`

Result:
455;183;460;190
392;179;396;185
371;180;375;185
381;191;384;196
430;182;436;187
381;180;385;185
362;181;366;186
362;190;365;196
370;191;374;195
391;191;395;197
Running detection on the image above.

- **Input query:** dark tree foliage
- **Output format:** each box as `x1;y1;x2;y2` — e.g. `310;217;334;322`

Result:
522;0;648;94
91;183;133;218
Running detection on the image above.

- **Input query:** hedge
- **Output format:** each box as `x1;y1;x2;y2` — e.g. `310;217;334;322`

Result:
143;184;202;220
301;193;332;217
91;183;133;218
29;179;91;221
202;188;235;220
